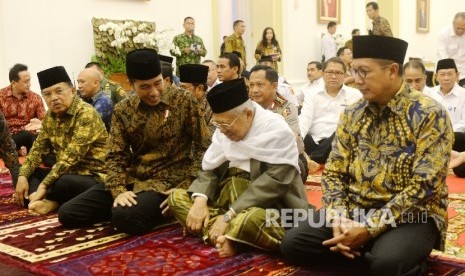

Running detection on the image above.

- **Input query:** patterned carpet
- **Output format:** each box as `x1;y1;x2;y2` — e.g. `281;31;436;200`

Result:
0;172;464;275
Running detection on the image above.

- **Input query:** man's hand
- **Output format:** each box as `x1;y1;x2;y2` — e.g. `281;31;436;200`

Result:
113;191;137;207
159;188;177;216
208;214;229;245
186;196;209;235
15;176;29;207
25;118;42;132
28;183;47;203
183;47;192;54
323;217;372;259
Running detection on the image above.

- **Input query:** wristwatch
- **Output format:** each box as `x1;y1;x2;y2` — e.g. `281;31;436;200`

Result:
223;212;232;223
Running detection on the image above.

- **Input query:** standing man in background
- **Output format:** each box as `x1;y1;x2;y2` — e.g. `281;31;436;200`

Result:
171;17;207;75
366;2;393;37
225;20;246;68
437;12;465;87
321;21;337;63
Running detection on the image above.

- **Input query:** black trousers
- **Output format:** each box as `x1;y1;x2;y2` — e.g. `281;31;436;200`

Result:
453;132;465;177
59;183;169;235
303;133;335;164
280;209;437;276
11;130;36;151
25;168;98;205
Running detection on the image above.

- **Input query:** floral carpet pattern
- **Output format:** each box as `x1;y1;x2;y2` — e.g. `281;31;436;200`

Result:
0;173;464;275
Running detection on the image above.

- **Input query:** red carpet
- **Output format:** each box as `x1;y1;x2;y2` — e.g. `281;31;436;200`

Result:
0;171;463;275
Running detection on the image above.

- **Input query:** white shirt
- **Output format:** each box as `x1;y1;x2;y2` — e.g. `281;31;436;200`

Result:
297;77;325;106
277;75;299;106
321;33;336;61
299;85;362;142
437;26;465;79
428;83;465;132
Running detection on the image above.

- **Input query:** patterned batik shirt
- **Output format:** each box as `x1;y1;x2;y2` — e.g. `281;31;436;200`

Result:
372;16;393;37
84;90;113;132
0;86;46;134
19;96;108;187
322;85;453;251
100;78;127;104
105;85;212;198
170;33;207;75
225;33;246;66
254;41;282;72
0;112;19;187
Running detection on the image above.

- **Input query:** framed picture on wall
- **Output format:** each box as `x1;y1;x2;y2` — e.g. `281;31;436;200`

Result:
318;0;341;24
417;0;429;32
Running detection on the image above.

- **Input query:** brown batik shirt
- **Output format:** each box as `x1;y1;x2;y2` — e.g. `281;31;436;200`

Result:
105;86;212;198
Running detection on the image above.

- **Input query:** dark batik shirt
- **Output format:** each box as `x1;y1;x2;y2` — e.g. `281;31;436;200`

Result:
19;96;108;187
105;86;211;198
0;112;19;186
322;85;453;250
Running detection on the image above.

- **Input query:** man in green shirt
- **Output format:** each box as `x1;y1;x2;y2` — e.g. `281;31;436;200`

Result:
16;66;108;216
170;17;207;75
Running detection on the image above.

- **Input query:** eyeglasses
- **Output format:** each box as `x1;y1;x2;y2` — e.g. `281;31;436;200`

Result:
353;64;392;79
323;71;345;77
211;114;240;129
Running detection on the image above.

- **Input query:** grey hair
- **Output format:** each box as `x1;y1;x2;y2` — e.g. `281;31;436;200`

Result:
229;99;254;116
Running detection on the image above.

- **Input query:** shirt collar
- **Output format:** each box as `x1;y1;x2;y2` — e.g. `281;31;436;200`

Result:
91;90;104;102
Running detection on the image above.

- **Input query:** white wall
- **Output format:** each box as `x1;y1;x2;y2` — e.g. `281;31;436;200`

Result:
399;0;465;64
0;0;213;92
281;0;367;86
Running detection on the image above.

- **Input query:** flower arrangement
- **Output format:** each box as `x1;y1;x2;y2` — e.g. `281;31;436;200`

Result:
91;17;175;76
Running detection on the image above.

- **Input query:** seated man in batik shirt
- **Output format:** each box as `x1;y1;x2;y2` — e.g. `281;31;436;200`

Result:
281;36;452;276
58;49;211;235
168;78;310;257
15;66;108;215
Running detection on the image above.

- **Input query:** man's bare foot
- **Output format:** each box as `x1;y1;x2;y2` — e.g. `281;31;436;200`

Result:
450;151;465;169
308;159;321;173
216;235;236;258
28;199;59;215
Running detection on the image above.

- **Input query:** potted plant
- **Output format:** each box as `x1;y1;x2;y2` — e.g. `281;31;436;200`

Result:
92;18;160;76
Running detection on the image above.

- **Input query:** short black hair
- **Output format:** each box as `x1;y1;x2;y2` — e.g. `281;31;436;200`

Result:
85;62;102;70
161;62;173;82
9;63;28;82
337;47;349;57
233;20;244;28
403;60;426;74
351;28;360;35
327;21;337;29
366;2;379;10
184;16;194;23
249;65;279;83
322;57;347;73
308;61;323;70
220;52;241;72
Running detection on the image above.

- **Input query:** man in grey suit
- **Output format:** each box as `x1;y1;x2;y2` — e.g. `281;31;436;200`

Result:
168;78;310;258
